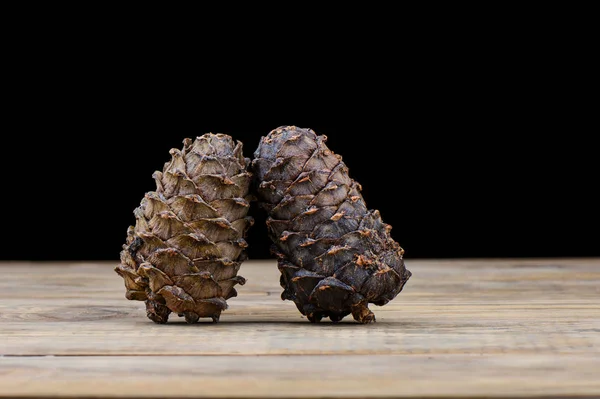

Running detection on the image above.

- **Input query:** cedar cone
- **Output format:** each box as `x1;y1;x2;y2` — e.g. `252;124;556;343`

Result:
115;134;253;323
253;126;411;323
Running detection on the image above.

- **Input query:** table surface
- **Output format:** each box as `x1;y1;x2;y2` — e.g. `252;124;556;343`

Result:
1;259;599;398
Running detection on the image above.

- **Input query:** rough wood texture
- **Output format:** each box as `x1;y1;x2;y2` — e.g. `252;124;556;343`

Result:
1;259;599;398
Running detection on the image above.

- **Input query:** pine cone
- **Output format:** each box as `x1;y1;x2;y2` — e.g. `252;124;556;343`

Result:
253;126;411;323
115;134;253;324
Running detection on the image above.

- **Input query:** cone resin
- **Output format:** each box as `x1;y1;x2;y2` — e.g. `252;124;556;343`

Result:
253;126;411;323
115;134;253;323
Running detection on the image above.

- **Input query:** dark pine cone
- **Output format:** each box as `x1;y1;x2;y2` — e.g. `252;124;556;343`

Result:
253;126;411;323
115;134;253;324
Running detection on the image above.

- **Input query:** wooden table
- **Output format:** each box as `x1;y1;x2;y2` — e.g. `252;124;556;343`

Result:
1;259;599;398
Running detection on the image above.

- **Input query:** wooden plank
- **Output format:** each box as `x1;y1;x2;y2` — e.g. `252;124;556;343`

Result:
1;259;599;398
1;260;598;356
1;354;600;398
1;303;599;356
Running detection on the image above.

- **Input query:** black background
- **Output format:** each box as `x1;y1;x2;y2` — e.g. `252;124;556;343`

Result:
7;112;596;261
4;37;596;261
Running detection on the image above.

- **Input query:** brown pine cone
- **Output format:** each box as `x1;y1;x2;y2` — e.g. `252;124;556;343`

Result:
115;134;253;324
253;126;411;323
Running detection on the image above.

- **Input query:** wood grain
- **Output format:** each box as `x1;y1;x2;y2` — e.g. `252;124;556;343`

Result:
2;354;599;398
0;259;599;398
